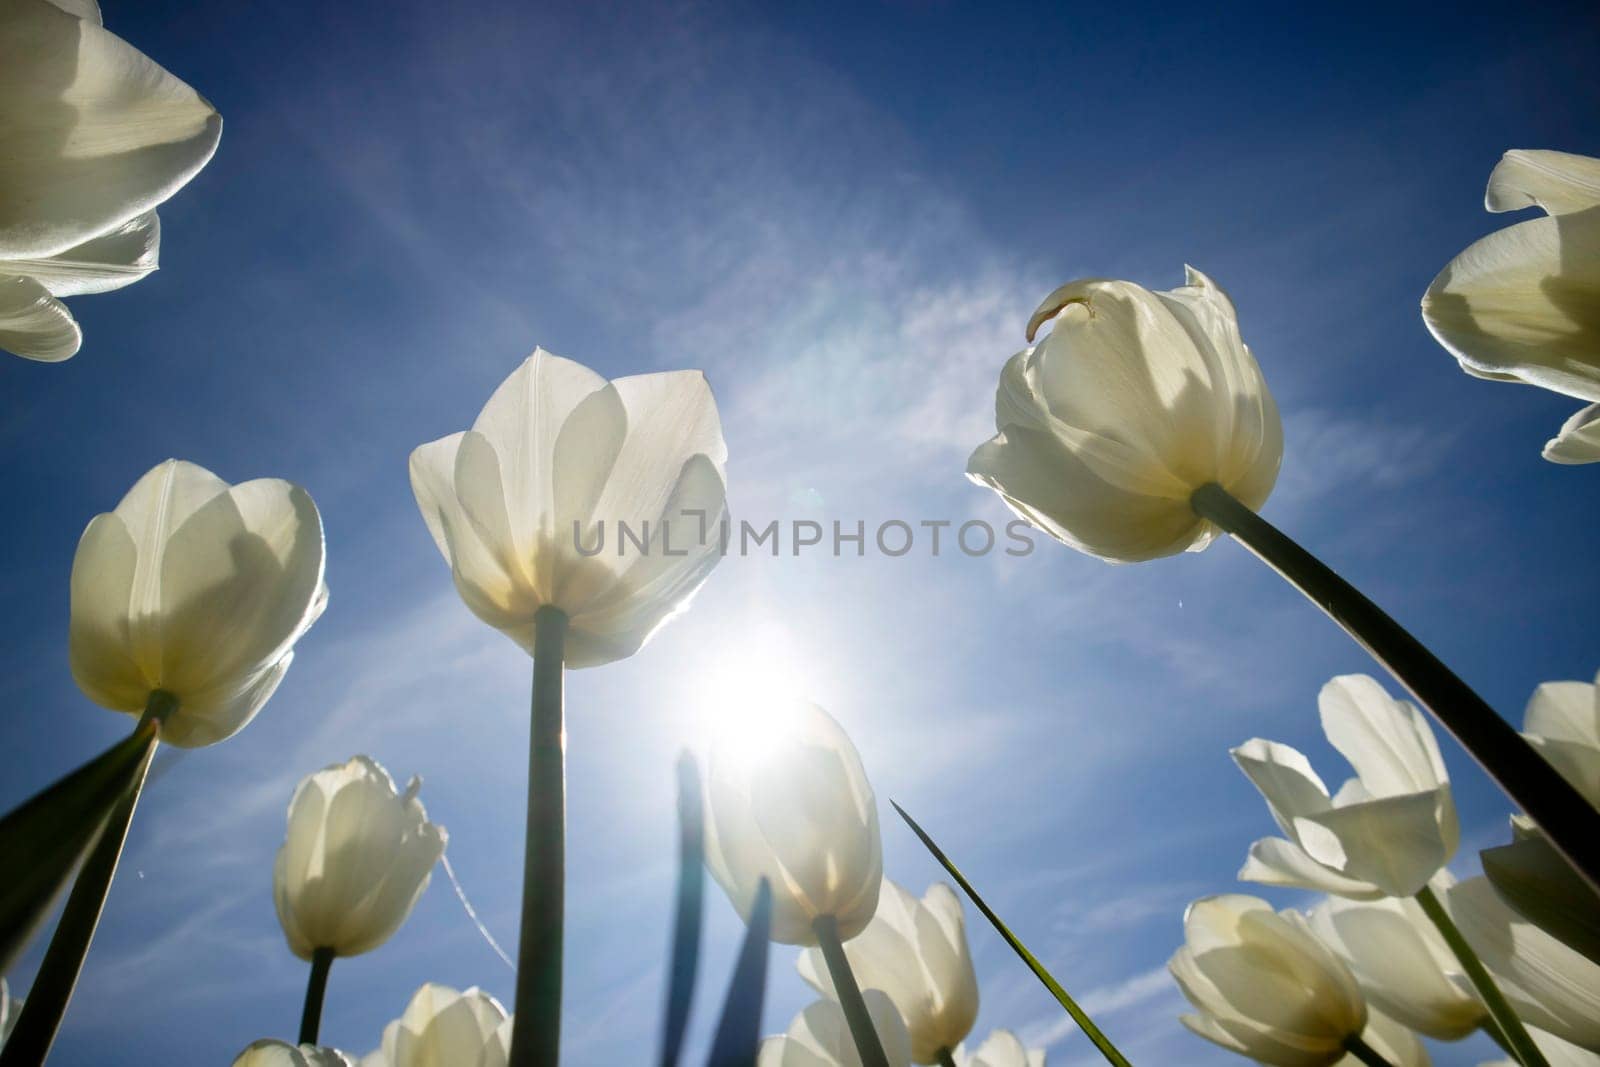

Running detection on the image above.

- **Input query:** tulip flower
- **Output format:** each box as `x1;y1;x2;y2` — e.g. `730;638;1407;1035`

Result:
0;0;221;362
704;699;886;1066
967;266;1282;563
363;984;509;1067
1480;1026;1600;1067
232;1040;355;1067
798;879;979;1066
1447;877;1600;1052
1522;672;1599;809
1233;674;1459;900
951;1031;1045;1067
965;269;1600;895
1170;894;1373;1066
1308;890;1485;1040
410;348;726;1064
1422;150;1600;464
757;992;913;1067
274;757;447;1045
0;458;326;1061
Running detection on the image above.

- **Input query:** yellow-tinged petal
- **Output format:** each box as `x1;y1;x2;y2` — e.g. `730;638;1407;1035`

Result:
0;272;79;361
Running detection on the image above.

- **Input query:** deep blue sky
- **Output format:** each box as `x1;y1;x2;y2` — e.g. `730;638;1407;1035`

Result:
2;1;1597;1063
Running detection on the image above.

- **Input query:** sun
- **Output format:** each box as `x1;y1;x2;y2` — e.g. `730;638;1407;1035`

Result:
686;621;811;768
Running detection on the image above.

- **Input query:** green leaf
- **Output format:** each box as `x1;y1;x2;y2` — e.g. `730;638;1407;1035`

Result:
660;752;706;1067
892;801;1134;1067
706;879;772;1067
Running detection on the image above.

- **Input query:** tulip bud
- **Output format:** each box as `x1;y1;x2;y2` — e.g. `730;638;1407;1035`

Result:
232;1040;354;1067
1233;674;1459;899
758;991;912;1067
0;0;221;361
364;984;508;1067
68;459;327;747
952;1030;1045;1067
1422;150;1600;464
1170;894;1368;1066
1308;885;1485;1040
967;267;1281;562
703;700;883;945
410;348;728;669
273;756;446;960
798;879;978;1064
1521;672;1600;808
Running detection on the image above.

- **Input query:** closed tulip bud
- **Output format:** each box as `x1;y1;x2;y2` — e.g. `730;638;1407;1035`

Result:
232;1040;355;1067
363;984;508;1067
1447;877;1600;1051
1423;150;1600;463
69;459;327;747
0;0;221;362
952;1030;1046;1067
757;991;912;1067
1170;895;1368;1066
798;879;979;1064
1308;886;1484;1040
703;700;883;945
410;348;728;669
1233;674;1459;899
273;756;446;960
967;267;1281;562
1522;672;1600;808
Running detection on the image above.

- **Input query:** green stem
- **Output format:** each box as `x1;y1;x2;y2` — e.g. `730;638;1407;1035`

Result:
936;1050;958;1067
812;915;890;1067
298;947;336;1045
1342;1034;1398;1067
1;695;172;1065
1414;885;1548;1067
1190;483;1600;894
508;607;568;1067
658;754;704;1067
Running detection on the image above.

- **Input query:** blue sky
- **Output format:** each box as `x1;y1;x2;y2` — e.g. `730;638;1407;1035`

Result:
2;0;1598;1063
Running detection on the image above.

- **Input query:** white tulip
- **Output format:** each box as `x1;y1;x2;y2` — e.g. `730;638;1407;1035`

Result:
798;879;979;1064
410;348;728;669
952;1030;1045;1067
1447;877;1600;1051
474;1016;514;1067
757;991;913;1067
967;266;1281;563
232;1040;355;1067
363;984;507;1067
1233;674;1459;898
273;756;447;960
1480;1025;1600;1067
1522;672;1600;808
0;0;221;361
1308;886;1483;1039
703;700;882;945
68;459;327;747
1422;150;1600;463
1170;894;1368;1067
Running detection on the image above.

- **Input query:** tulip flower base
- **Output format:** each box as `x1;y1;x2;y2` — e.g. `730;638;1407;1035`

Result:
1189;482;1600;893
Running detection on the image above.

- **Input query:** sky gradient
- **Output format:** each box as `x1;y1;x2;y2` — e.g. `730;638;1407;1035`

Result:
2;1;1598;1063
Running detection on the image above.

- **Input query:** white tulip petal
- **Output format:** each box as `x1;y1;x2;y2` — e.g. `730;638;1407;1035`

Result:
1318;675;1449;797
1487;150;1600;216
1523;677;1600;806
1544;402;1600;465
68;511;147;711
0;272;80;361
1293;788;1454;898
0;0;221;259
1238;837;1385;899
1422;208;1600;403
1231;739;1333;832
765;993;912;1067
5;210;159;296
385;985;507;1067
962;1030;1045;1067
1334;1009;1430;1067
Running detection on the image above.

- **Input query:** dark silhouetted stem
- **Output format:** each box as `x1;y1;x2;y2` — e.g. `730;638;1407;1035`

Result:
813;915;889;1067
1415;886;1548;1067
509;607;568;1067
298;947;336;1045
937;1050;958;1067
707;880;772;1067
658;754;704;1067
1191;483;1600;894
2;694;171;1066
1342;1035;1397;1067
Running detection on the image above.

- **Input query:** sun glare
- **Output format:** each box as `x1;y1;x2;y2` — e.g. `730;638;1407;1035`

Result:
687;624;811;768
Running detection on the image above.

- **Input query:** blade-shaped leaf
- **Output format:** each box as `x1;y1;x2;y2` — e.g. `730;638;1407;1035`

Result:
892;801;1133;1067
707;879;772;1067
661;752;706;1067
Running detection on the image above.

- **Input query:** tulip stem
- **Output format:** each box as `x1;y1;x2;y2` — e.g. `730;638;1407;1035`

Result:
1414;886;1549;1067
509;607;568;1067
0;695;171;1066
1341;1035;1398;1067
298;947;335;1045
1190;483;1600;894
659;754;704;1067
936;1049;958;1067
812;915;891;1067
